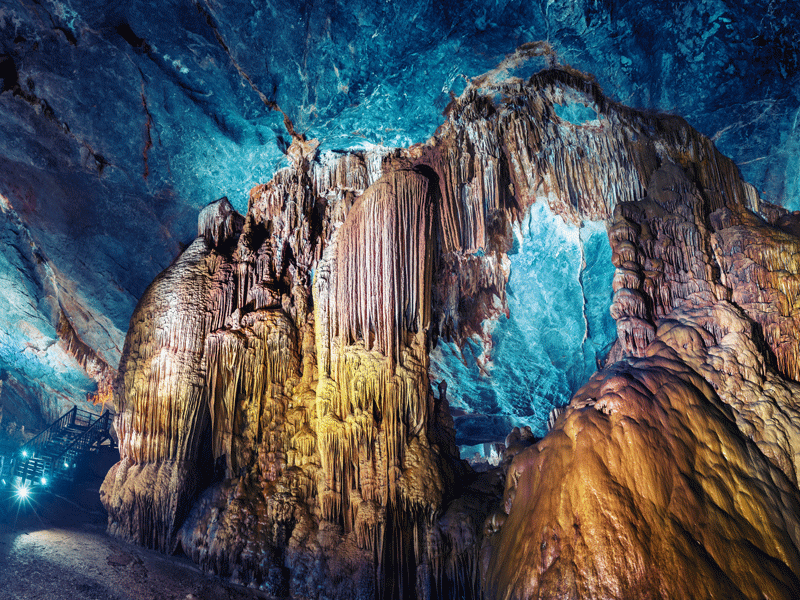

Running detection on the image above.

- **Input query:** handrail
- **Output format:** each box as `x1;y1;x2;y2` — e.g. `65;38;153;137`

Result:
19;406;77;455
17;406;106;458
72;409;98;428
53;410;112;468
7;407;114;486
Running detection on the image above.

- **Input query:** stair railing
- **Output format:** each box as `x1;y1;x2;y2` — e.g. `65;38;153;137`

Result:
52;410;113;478
6;407;114;486
71;408;98;429
18;406;78;458
9;406;78;484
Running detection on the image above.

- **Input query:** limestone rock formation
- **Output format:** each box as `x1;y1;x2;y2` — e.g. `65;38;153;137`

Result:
1;1;799;504
484;329;800;598
102;59;800;599
483;108;800;596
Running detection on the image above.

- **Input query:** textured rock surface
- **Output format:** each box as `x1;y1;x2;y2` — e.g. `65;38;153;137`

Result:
0;1;798;595
483;127;800;598
485;334;800;598
100;60;800;599
1;1;799;443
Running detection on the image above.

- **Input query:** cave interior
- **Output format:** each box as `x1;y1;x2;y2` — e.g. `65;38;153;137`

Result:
0;1;800;599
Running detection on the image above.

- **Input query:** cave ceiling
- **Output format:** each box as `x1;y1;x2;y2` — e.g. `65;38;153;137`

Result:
0;0;798;441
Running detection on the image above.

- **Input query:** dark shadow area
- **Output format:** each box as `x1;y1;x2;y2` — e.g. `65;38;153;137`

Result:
0;446;268;599
0;445;118;531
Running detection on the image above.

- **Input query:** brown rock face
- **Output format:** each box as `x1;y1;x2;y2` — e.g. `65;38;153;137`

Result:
102;56;800;599
483;127;800;596
485;323;800;598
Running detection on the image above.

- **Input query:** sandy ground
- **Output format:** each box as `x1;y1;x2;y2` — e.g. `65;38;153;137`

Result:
0;455;268;600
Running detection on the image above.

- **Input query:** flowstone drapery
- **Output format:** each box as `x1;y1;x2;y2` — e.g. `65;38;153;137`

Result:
102;60;800;598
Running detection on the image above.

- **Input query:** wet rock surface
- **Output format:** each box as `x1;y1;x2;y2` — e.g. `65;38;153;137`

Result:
484;333;800;598
0;2;797;595
97;61;800;598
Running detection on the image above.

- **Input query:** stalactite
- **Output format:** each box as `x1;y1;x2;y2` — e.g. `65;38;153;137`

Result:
103;55;800;599
203;309;301;479
328;169;434;369
309;167;470;598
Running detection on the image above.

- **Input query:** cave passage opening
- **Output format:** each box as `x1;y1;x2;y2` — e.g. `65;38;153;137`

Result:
430;200;616;460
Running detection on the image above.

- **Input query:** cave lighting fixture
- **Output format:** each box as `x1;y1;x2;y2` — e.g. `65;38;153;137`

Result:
14;484;30;501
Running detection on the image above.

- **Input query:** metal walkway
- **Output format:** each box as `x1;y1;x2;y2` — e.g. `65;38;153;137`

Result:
0;406;115;488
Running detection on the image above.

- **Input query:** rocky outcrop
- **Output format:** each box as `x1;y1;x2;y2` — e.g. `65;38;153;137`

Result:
1;1;798;506
103;62;800;599
484;325;800;598
483;122;800;597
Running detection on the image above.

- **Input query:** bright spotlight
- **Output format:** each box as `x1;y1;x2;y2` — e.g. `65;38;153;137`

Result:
21;450;28;458
40;477;47;486
15;485;30;500
64;461;69;468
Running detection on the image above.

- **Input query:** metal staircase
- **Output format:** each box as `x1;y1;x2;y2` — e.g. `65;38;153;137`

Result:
0;407;115;488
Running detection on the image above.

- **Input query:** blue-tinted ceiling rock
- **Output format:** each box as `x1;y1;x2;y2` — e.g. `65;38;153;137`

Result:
430;202;616;444
0;0;797;438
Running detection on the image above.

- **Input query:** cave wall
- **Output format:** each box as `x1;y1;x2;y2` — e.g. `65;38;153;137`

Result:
102;64;800;598
484;158;800;597
0;1;799;432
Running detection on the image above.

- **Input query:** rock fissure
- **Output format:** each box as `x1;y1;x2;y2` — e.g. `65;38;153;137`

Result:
140;83;153;181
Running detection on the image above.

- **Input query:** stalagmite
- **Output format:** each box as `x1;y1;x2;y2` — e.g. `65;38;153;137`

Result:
100;236;218;549
484;333;800;598
102;53;800;599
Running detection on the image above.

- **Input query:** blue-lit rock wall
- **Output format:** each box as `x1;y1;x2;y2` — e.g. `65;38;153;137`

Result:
430;202;616;444
0;203;95;426
0;0;797;437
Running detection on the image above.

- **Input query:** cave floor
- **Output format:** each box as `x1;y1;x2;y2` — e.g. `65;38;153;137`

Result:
0;465;267;600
